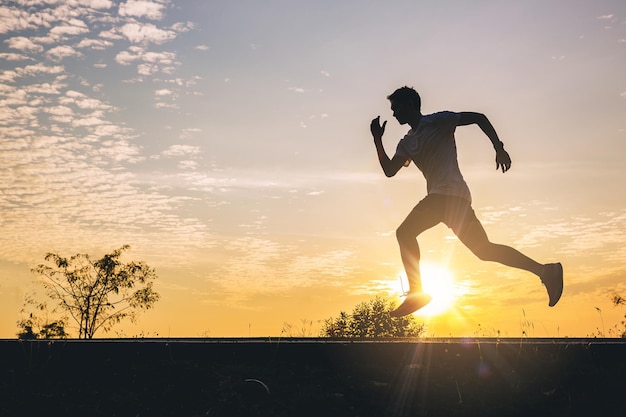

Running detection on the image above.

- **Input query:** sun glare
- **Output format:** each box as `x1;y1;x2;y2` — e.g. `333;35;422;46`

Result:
395;262;457;317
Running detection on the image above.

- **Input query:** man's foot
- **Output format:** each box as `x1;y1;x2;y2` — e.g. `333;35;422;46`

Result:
390;292;432;317
541;262;563;307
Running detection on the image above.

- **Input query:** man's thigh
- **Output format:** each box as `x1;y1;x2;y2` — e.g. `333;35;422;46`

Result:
398;195;446;237
441;196;488;244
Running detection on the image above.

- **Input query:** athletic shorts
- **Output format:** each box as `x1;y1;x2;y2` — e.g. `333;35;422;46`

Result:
410;193;480;238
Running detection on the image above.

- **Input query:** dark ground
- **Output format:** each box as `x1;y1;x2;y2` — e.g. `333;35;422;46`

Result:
1;338;624;417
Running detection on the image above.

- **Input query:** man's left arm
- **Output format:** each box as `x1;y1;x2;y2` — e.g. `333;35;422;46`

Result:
457;112;511;173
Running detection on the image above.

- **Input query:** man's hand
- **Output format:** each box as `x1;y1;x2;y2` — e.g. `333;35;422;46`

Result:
370;115;404;177
370;116;387;139
496;148;511;173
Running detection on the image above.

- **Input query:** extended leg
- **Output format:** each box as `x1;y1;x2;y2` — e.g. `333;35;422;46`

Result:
456;218;563;306
457;220;543;276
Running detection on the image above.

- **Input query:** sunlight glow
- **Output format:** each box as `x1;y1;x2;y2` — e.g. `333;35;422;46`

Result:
396;262;458;317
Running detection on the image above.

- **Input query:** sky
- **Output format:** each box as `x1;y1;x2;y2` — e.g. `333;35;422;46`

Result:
1;0;625;339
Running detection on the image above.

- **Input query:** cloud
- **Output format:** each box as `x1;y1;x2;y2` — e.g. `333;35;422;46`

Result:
73;114;108;127
114;49;138;65
45;104;75;119
178;160;198;170
154;88;173;96
61;90;112;111
0;148;210;264
115;47;179;75
4;36;44;53
154;101;178;109
119;0;165;20
120;22;177;44
46;45;82;61
480;202;626;266
179;127;201;140
138;63;157;75
0;0;212;271
0;5;43;34
99;28;124;41
0;62;65;85
22;62;66;76
85;0;115;8
76;38;114;50
170;22;194;33
48;19;89;39
203;236;357;302
0;2;111;40
161;145;201;157
143;50;177;65
0;52;31;61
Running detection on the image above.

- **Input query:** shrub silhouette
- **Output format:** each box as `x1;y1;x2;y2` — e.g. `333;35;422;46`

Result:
322;296;425;338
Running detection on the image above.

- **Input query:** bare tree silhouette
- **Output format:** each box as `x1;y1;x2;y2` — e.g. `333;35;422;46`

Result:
20;245;159;339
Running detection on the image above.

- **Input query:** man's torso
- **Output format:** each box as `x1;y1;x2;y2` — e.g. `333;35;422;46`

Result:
394;111;471;202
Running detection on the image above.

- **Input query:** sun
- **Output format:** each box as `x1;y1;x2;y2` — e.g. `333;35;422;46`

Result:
395;262;457;317
417;263;457;316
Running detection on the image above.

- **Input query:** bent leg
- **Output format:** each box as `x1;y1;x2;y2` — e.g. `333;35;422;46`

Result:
396;198;442;291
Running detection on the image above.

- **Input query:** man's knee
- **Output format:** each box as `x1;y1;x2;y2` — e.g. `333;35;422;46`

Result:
469;241;496;262
396;224;415;244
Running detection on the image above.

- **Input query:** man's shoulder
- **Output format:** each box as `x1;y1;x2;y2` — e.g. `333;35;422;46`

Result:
422;111;460;127
424;111;458;119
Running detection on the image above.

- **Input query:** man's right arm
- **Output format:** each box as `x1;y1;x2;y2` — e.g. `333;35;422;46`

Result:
371;116;407;177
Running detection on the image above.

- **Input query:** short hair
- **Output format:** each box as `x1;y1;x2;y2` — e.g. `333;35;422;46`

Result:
387;86;421;110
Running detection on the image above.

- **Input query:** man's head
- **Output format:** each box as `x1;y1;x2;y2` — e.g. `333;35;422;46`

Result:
388;86;421;125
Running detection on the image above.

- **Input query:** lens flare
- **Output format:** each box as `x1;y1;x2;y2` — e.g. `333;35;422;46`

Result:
395;262;457;317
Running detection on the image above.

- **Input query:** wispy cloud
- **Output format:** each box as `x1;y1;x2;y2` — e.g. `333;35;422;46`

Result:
480;203;626;266
203;236;357;303
161;144;201;157
115;47;180;76
76;38;113;50
0;0;209;266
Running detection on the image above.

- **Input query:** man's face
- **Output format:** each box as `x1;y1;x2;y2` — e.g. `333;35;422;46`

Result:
391;100;411;125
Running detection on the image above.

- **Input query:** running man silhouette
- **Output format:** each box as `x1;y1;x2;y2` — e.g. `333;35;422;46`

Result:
371;86;563;317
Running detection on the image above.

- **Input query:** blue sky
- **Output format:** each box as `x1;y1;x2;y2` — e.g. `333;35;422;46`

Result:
1;0;625;338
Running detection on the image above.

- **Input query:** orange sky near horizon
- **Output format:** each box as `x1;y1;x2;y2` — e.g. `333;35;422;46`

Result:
1;0;626;339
